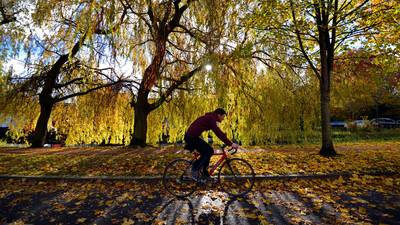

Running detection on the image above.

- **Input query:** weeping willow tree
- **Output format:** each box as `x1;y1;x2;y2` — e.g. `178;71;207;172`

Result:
139;0;322;146
110;0;247;146
0;0;129;147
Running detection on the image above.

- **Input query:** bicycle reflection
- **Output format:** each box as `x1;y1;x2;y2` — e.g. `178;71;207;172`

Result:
154;197;195;225
154;194;260;224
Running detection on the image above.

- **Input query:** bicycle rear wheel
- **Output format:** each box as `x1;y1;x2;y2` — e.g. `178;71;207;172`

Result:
163;158;197;197
218;158;255;197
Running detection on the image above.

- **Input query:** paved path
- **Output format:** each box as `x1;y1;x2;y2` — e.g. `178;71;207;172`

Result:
1;177;399;225
1;171;398;181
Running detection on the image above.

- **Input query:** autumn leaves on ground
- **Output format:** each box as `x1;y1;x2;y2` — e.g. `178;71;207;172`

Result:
0;141;399;225
1;141;399;177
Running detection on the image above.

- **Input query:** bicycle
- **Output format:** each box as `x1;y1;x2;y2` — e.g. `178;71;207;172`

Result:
162;145;255;198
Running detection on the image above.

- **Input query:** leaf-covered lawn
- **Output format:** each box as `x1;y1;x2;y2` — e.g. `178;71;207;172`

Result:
0;141;399;177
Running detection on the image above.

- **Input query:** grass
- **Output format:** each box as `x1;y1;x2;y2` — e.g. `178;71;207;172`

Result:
0;141;9;147
288;128;400;145
332;128;400;142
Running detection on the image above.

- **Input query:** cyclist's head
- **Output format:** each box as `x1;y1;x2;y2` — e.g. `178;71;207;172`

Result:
214;108;226;122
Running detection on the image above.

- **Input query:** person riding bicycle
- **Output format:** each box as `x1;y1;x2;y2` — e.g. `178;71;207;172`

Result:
184;108;239;182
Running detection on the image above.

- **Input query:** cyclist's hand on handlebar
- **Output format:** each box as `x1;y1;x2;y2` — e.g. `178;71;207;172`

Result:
231;143;239;149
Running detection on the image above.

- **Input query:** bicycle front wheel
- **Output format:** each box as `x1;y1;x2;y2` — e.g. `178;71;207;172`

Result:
218;158;255;197
163;158;197;197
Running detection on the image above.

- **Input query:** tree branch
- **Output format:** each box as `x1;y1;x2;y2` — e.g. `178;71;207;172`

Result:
94;5;128;35
55;80;125;103
290;0;320;79
55;77;84;89
149;66;201;110
120;0;154;37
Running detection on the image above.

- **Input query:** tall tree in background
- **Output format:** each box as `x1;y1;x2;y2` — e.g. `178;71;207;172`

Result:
287;0;383;156
246;0;394;155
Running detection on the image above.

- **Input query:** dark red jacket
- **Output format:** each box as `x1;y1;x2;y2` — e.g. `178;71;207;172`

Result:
185;112;233;146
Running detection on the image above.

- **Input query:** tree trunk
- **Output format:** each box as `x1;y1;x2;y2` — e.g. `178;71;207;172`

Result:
318;44;337;156
30;33;86;147
130;94;150;147
129;38;166;147
31;99;53;148
131;107;150;147
127;1;192;147
319;76;336;156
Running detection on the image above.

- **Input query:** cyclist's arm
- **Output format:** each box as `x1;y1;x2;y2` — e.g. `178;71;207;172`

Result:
210;121;233;146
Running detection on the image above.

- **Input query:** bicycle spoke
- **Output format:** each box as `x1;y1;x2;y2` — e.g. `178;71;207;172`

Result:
218;158;255;197
163;159;197;197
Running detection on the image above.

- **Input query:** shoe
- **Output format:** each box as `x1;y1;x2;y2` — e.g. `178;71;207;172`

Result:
192;170;209;184
201;170;216;183
204;176;217;184
191;169;201;182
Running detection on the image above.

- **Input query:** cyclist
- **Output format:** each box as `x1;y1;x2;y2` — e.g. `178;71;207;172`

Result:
184;108;239;182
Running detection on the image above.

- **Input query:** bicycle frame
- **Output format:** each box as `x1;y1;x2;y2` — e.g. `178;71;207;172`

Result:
191;148;230;176
163;146;254;197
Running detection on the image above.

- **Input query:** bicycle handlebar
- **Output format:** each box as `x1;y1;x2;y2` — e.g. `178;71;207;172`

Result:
223;146;237;155
221;144;242;155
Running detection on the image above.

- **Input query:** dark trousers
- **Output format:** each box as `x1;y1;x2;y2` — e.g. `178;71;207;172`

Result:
184;134;214;175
